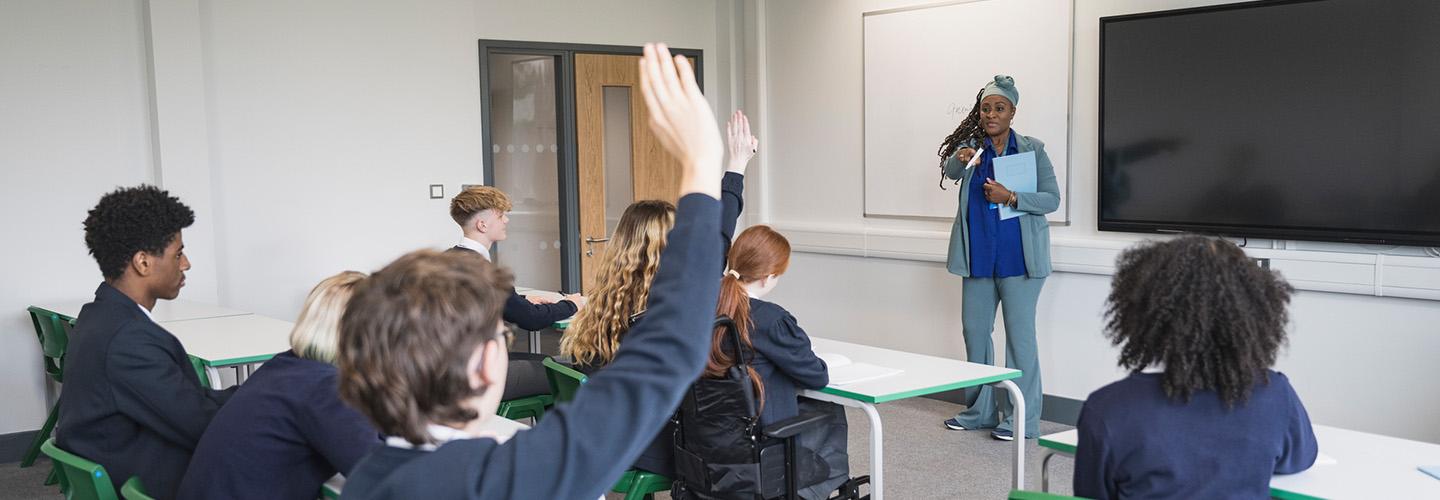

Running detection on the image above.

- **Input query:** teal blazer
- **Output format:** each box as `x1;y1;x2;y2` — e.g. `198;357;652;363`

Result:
942;130;1060;278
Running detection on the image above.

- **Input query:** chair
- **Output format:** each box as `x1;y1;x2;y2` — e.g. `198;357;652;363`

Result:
120;477;154;500
40;438;119;500
188;355;211;388
22;307;70;470
670;317;868;500
496;394;553;422
1008;490;1088;500
542;357;673;500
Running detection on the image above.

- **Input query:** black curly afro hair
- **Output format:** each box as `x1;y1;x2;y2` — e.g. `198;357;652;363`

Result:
83;185;195;280
1104;235;1294;407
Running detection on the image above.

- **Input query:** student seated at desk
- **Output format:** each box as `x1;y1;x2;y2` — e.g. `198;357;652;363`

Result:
178;271;380;500
558;109;756;477
446;184;587;401
709;225;849;498
334;43;726;499
1073;235;1318;500
58;185;236;500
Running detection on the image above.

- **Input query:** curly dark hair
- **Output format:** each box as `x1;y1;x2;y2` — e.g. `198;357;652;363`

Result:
936;88;987;189
1104;235;1294;407
83;185;195;280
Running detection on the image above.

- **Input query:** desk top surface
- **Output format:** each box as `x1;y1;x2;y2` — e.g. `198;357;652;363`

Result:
34;298;252;323
514;286;573;330
161;314;294;366
1039;425;1440;498
808;337;1020;404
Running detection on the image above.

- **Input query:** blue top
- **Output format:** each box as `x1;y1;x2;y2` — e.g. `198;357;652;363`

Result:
342;193;723;499
1073;370;1318;500
966;133;1027;278
57;283;235;500
179;350;380;500
942;131;1060;278
746;298;829;427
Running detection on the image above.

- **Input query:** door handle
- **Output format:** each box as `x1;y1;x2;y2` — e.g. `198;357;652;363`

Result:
584;236;609;257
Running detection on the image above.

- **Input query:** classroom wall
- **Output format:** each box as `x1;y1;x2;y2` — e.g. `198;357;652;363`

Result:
752;0;1440;442
1;0;735;436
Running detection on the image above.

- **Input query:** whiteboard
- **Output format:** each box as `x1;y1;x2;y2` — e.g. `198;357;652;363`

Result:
863;0;1071;222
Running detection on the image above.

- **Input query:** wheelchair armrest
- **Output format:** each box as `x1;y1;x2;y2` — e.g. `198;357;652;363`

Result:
762;411;830;440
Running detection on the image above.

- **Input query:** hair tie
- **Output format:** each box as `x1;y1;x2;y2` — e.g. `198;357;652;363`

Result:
725;269;741;280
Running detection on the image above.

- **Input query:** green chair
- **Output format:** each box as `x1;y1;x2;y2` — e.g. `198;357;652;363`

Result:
1009;490;1088;500
542;358;673;500
23;307;70;469
120;477;154;500
40;438;119;500
188;355;211;388
496;394;553;422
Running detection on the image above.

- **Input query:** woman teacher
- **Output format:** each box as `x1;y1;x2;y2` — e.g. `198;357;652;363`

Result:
936;75;1059;440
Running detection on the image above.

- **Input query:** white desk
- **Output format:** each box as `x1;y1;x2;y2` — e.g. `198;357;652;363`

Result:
1038;425;1440;499
32;299;252;323
801;337;1026;499
161;314;294;389
321;417;532;499
513;286;575;353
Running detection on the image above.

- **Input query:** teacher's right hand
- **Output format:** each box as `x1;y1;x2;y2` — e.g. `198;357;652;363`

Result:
955;147;976;166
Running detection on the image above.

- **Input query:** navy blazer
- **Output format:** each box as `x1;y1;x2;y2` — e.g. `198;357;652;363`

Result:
444;246;578;331
747;298;829;426
343;193;723;499
178;351;380;500
57;283;236;500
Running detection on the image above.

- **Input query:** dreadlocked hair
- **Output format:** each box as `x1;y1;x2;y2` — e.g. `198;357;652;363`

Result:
936;88;987;189
1104;235;1295;408
560;200;675;367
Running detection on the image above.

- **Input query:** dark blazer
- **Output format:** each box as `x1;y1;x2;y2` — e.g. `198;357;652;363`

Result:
57;283;236;500
747;299;829;427
178;350;380;500
444;245;579;332
343;193;723;499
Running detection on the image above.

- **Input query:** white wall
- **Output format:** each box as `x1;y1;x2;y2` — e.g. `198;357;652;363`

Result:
0;0;159;435
753;0;1440;442
2;0;734;435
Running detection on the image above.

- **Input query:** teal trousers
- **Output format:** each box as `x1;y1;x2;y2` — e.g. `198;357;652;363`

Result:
953;275;1045;438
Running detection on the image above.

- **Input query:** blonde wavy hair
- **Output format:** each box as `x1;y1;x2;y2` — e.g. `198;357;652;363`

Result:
560;200;676;366
291;271;367;364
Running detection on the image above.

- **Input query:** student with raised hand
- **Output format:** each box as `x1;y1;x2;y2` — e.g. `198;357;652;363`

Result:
58;185;235;499
335;43;726;499
558;109;755;477
1073;235;1318;500
178;271;380;500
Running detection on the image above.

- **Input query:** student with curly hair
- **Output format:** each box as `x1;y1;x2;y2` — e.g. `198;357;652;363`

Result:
558;109;755;477
1073;235;1318;499
58;185;236;499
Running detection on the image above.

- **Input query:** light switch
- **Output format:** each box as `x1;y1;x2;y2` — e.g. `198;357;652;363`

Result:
429;184;444;199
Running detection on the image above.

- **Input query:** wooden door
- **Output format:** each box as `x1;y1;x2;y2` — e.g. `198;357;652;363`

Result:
574;53;694;292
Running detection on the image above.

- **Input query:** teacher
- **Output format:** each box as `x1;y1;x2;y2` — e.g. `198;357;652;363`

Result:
936;75;1059;441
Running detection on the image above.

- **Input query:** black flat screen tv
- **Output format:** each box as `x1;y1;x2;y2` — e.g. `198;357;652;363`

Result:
1099;0;1440;247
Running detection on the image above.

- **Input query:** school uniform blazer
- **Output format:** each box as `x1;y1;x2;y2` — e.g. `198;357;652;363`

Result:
443;246;578;331
942;131;1061;278
747;298;829;427
56;283;236;500
343;193;723;500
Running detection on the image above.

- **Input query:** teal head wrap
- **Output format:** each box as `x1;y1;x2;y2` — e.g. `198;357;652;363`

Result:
980;75;1019;106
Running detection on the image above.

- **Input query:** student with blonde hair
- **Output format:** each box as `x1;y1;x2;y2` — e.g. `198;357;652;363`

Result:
559;109;756;477
178;271;380;500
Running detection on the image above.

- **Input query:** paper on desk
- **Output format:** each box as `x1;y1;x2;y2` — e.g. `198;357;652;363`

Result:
992;151;1037;220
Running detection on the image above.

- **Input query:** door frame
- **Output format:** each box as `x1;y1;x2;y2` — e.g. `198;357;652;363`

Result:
478;40;703;293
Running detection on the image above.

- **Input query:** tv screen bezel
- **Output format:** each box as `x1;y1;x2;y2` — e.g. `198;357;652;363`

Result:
1097;0;1440;247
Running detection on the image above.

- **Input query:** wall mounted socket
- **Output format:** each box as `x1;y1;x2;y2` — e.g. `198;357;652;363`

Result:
429;184;444;199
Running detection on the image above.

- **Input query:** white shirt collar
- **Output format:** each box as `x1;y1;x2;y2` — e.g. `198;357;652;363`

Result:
458;237;491;261
384;424;481;451
1140;364;1165;374
137;304;156;322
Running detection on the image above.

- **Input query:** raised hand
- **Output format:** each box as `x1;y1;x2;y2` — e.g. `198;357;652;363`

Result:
725;109;758;174
638;43;723;198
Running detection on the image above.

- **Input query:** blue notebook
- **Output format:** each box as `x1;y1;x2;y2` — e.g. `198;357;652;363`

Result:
1421;465;1440;481
992;151;1037;220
